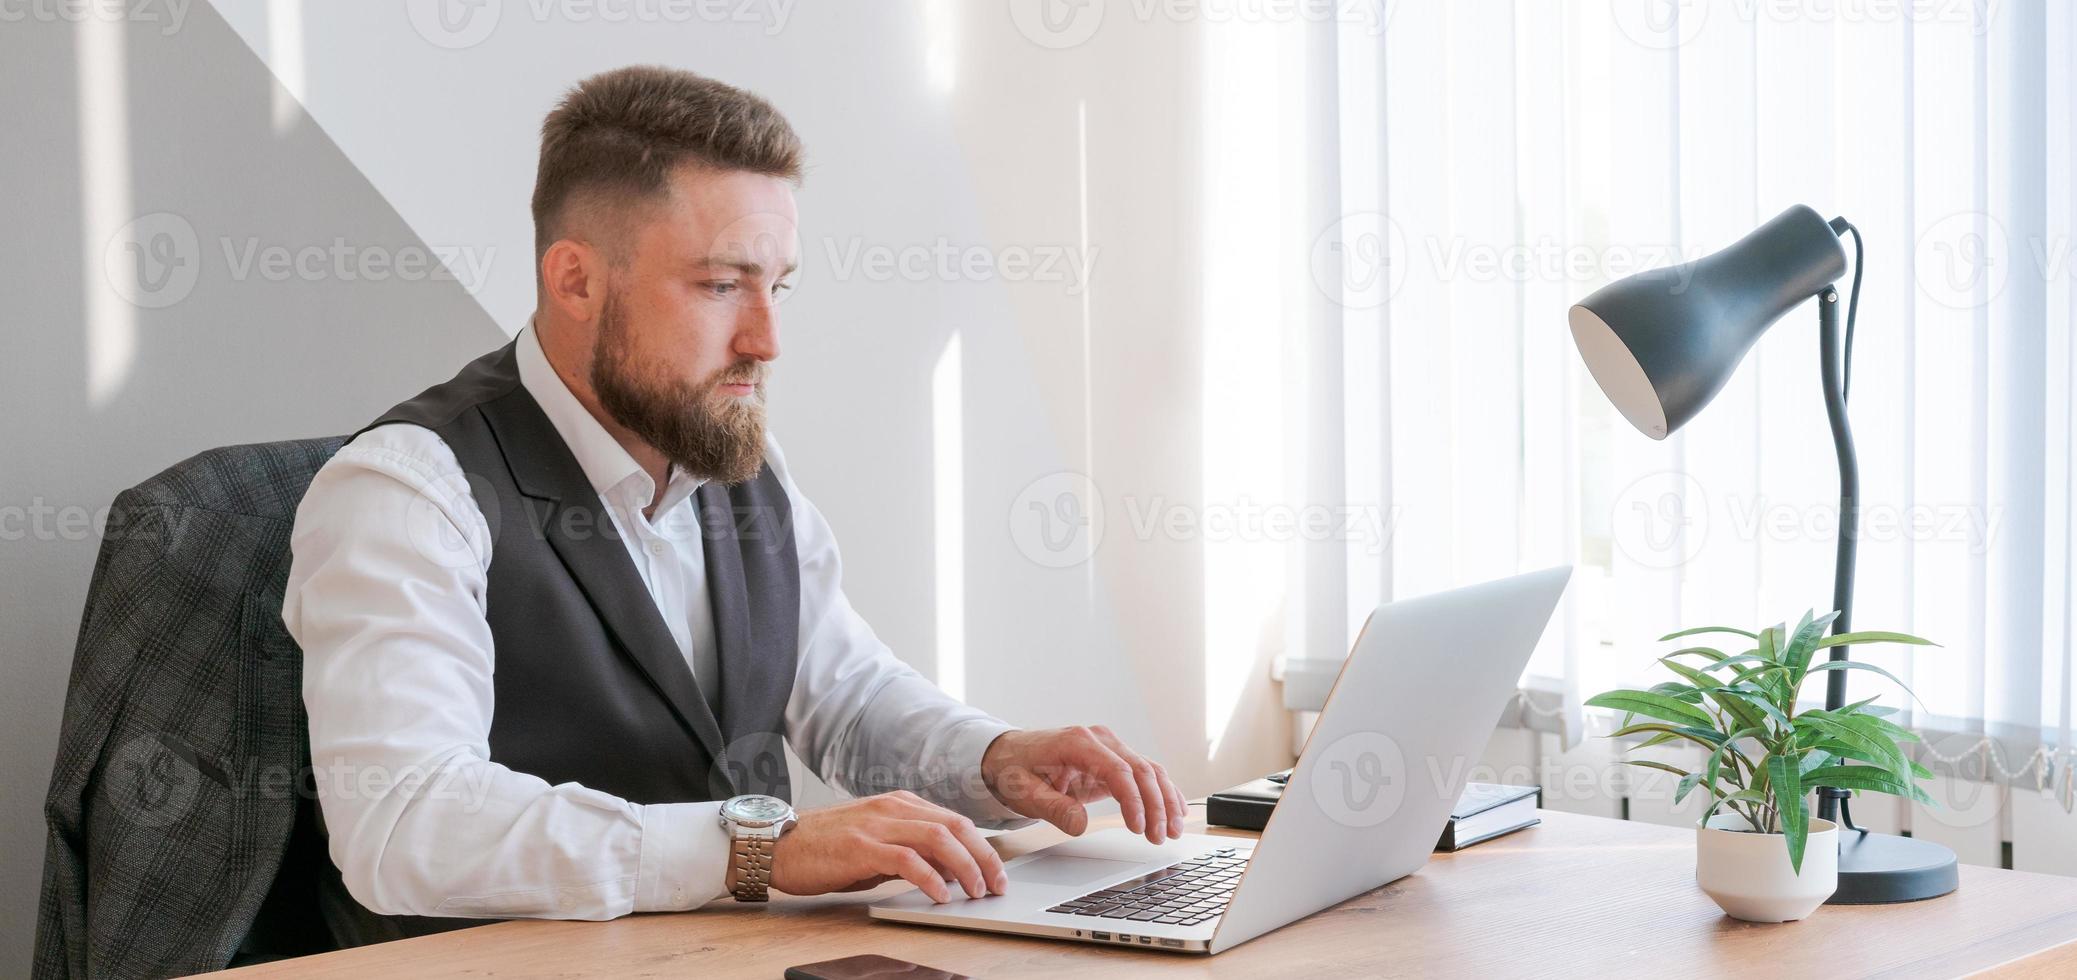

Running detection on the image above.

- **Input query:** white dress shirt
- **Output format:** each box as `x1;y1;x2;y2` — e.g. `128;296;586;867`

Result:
284;321;1026;920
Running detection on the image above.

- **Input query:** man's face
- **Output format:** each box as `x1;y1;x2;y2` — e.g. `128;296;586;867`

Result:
589;166;798;485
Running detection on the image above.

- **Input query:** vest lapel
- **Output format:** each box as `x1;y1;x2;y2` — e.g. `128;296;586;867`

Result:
477;372;732;773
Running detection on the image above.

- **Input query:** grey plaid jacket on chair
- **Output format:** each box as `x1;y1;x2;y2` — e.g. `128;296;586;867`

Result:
35;438;347;979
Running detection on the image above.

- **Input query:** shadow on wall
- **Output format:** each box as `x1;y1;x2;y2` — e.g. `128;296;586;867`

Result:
0;4;504;970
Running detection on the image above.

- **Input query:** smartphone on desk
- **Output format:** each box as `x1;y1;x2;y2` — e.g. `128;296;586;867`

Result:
784;953;972;980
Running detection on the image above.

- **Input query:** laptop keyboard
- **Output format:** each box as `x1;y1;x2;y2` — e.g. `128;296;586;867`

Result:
1043;846;1248;927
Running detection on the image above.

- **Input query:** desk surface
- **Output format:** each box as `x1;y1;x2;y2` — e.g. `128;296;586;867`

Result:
215;808;2077;979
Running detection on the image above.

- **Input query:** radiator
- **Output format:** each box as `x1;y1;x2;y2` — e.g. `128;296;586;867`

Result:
1476;727;2077;877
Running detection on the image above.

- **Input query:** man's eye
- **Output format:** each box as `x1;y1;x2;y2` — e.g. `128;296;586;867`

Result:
771;280;794;296
703;280;740;296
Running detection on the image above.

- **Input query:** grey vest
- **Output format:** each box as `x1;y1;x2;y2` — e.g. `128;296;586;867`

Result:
322;339;799;944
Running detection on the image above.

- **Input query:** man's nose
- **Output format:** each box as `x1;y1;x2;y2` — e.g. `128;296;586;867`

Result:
736;301;781;362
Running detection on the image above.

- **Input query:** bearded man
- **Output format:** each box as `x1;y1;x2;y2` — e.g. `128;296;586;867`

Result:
283;65;1185;946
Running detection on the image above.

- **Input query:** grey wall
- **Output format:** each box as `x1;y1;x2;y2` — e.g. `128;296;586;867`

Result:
0;6;504;968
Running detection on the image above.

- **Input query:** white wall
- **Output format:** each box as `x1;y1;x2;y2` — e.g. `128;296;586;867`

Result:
4;2;1298;968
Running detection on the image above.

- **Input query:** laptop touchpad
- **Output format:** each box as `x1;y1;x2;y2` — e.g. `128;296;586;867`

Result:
1012;855;1143;887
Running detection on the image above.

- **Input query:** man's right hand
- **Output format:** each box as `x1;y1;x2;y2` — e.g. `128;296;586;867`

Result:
733;790;1009;904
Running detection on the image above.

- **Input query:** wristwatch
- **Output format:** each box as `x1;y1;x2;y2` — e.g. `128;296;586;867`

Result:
719;794;797;902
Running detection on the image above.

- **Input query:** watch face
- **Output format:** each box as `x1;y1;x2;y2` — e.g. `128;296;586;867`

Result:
723;794;791;825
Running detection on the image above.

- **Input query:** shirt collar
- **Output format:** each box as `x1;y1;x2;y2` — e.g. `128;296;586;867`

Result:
516;317;706;518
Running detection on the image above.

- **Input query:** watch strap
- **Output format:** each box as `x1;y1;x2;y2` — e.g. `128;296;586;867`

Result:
730;834;777;902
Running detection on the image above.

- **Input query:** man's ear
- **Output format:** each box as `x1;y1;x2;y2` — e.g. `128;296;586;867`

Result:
540;238;606;323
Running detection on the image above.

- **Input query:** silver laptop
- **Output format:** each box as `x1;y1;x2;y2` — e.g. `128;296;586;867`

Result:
869;566;1571;954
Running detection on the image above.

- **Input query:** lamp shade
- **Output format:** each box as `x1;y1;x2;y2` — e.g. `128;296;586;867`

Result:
1568;204;1848;439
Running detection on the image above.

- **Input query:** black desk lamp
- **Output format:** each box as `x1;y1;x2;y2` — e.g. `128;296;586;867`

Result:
1567;204;1959;904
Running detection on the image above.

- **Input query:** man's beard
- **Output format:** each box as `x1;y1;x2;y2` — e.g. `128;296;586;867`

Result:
590;291;769;486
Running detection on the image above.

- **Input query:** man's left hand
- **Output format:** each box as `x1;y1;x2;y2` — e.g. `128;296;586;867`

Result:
980;726;1187;844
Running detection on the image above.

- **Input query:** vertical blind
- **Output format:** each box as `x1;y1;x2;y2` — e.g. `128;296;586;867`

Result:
1298;0;2073;798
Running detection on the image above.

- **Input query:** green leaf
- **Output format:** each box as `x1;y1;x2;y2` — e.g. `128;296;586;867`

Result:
1612;723;1729;753
1700;653;1771;673
1798;712;1910;779
1586;690;1716;729
1705;726;1766;790
1621;760;1692;780
1727;661;1789;686
1783;610;1840;687
1805;660;1927;708
1659;659;1769;734
1769;754;1808;874
1756;625;1782;664
1816;631;1939;650
1716;684;1792;730
1804;765;1935;805
1661;625;1759;643
1701;788;1769;823
1663;646;1731;664
1675;771;1706;804
1648;681;1707;704
1802;738;1926;781
1658;657;1721;688
1853;711;1925;745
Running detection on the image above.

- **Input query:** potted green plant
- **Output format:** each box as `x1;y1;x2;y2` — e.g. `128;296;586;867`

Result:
1587;610;1937;922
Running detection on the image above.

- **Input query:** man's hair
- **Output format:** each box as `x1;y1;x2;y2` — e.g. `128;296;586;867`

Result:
531;65;803;265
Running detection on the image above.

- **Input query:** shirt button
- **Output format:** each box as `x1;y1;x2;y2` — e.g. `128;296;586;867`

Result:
649;542;665;555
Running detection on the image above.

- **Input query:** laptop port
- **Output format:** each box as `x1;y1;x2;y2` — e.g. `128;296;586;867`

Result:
1137;936;1152;945
1091;931;1111;941
1161;939;1185;948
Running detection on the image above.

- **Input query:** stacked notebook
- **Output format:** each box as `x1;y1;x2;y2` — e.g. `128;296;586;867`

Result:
1207;772;1541;852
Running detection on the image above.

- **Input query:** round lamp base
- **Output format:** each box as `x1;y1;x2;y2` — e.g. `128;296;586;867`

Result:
1827;830;1959;904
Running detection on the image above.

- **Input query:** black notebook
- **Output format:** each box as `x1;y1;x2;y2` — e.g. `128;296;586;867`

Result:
1207;772;1541;852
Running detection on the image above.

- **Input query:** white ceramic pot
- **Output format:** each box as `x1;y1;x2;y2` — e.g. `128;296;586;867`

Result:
1695;813;1838;922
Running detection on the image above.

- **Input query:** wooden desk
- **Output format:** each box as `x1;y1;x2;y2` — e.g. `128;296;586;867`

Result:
213;809;2077;979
